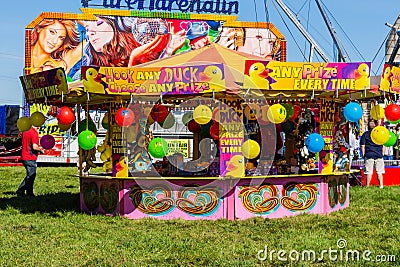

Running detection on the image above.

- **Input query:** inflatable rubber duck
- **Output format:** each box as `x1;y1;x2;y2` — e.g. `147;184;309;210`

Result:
55;68;68;94
116;156;129;177
199;65;224;90
83;67;108;94
354;63;370;90
380;66;392;91
225;155;245;177
247;62;270;89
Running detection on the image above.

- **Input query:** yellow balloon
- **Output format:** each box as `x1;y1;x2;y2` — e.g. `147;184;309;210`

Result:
17;117;32;132
193;105;212;125
371;126;389;145
58;123;71;131
30;112;45;127
267;104;287;124
241;139;260;159
370;105;385;120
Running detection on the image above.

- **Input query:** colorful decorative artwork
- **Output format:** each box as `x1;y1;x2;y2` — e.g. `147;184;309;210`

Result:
82;181;119;213
25;11;286;82
238;184;280;214
380;64;400;92
129;184;221;216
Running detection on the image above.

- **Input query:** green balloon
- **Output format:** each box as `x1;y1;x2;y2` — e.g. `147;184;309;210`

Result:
384;131;397;147
148;137;168;158
78;130;97;150
282;103;294;120
159;113;176;129
182;111;193;126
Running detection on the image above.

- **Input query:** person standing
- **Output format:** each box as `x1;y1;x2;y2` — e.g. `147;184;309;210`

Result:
16;127;44;197
360;120;385;188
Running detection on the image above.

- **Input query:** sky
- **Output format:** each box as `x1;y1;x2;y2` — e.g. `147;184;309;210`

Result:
0;0;398;105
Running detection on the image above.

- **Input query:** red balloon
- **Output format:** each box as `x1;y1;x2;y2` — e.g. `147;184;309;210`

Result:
150;104;169;123
187;120;201;133
210;121;219;140
291;105;302;120
385;104;400;122
115;108;135;127
57;106;75;125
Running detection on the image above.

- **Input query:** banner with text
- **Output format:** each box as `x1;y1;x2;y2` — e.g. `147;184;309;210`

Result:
380;64;400;92
318;99;334;174
82;64;225;95
243;61;371;91
20;68;68;101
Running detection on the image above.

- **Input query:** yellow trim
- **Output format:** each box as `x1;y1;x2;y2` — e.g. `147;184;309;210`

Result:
80;8;237;22
78;170;355;180
26;12;97;29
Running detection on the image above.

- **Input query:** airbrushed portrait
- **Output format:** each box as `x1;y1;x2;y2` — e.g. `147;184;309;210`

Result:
27;16;285;81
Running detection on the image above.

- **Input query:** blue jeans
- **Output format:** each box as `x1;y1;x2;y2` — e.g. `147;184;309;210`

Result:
17;160;37;195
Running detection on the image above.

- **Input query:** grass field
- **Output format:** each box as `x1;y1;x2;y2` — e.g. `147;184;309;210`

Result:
0;166;399;266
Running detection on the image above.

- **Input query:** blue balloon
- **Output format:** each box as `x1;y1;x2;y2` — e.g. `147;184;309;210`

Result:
343;102;363;122
305;133;325;153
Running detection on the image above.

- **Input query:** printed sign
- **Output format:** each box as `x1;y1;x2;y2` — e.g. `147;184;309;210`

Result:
82;64;225;95
218;96;244;177
166;139;190;158
20;68;68;101
380;64;400;92
243;61;371;91
81;0;240;15
319;99;334;174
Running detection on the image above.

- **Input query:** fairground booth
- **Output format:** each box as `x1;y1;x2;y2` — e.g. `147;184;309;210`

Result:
18;5;370;220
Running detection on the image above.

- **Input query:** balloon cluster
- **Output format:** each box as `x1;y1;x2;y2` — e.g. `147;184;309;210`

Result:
370;126;398;147
368;103;400;146
369;103;400;123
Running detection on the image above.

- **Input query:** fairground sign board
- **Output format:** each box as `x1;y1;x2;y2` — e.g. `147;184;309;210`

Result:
81;0;239;14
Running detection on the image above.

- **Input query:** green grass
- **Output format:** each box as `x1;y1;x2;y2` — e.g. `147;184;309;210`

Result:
0;166;399;266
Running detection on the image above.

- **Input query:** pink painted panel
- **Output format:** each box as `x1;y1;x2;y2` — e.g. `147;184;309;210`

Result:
121;179;229;220
234;177;325;219
80;178;120;216
325;175;350;212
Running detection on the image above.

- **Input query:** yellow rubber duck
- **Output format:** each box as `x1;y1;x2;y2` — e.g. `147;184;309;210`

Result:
199;65;225;91
247;62;270;89
354;63;370;89
55;68;68;94
225;155;245;177
116;156;129;177
83;67;108;94
380;66;391;91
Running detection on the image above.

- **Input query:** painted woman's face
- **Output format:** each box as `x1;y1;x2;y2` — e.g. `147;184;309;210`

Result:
237;28;276;58
38;21;67;54
85;18;114;52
